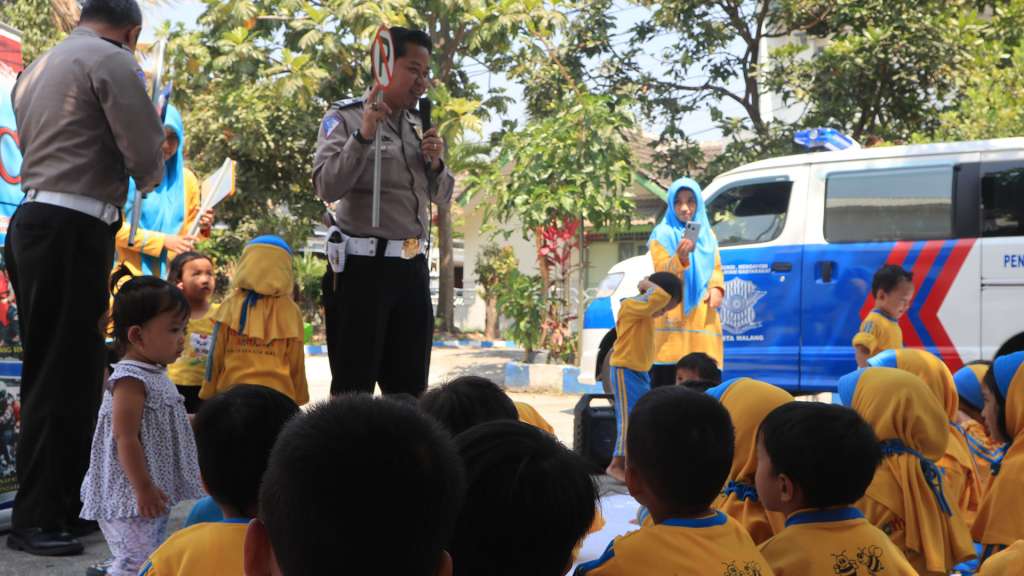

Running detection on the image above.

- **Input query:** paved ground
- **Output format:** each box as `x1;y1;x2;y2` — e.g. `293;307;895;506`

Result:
0;348;583;575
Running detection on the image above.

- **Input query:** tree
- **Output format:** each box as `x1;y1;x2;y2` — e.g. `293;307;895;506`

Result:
926;44;1024;141
475;243;518;338
0;0;74;61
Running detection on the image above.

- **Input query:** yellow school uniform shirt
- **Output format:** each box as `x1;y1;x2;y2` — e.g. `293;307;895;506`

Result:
852;310;902;358
978;540;1024;575
515;401;555;435
759;507;917;576
574;511;774;576
650;241;725;366
609;286;671;372
167;304;219;387
201;325;308;405
139;518;248;575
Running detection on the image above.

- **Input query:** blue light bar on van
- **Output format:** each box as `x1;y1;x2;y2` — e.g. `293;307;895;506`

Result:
794;128;860;151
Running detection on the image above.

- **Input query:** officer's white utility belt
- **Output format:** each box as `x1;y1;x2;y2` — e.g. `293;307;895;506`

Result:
345;236;426;259
23;189;120;225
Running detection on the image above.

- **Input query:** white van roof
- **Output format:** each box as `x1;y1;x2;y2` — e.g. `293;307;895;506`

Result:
719;137;1024;177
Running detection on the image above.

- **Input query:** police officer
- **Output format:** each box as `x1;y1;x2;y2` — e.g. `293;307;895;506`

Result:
314;27;453;397
6;0;165;556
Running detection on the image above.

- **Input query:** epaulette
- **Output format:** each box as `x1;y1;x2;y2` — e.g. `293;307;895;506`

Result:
329;97;364;111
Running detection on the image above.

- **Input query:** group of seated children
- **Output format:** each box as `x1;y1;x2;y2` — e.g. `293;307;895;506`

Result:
80;235;310;576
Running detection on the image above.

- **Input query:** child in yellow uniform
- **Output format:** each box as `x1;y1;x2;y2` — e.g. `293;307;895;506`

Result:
706;378;792;545
140;385;298;575
419;375;519;436
870;349;983;525
200;236;308;405
243;395;464;575
674;351;722;388
605;273;682;481
973;351;1024;562
838;367;976;574
649;177;725;387
576;387;774;576
514;400;555;435
166;252;217;414
853;265;914;367
955;362;1007;491
978;540;1024;575
755;401;917;576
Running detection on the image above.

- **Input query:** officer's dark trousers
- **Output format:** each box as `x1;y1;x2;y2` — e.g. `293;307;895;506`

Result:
323;253;434;397
5;203;115;530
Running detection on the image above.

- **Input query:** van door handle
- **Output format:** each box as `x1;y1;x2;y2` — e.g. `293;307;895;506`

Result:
818;261;836;283
771;261;793;273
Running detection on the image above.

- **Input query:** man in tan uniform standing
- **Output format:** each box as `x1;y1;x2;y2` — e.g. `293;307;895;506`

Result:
314;27;453;398
5;0;164;556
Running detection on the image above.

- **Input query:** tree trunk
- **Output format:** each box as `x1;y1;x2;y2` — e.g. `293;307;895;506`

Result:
50;0;79;33
437;202;456;334
485;295;499;339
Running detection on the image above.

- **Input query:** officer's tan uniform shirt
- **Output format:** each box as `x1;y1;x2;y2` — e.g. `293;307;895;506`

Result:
313;98;454;240
13;27;165;206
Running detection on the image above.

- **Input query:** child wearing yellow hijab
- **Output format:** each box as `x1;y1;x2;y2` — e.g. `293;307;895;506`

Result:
200;236;308;405
973;351;1024;562
869;349;983;525
838;367;975;575
705;378;793;544
955;362;1007;491
977;540;1024;575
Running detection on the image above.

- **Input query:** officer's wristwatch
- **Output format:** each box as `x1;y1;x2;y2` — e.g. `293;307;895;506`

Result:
353;130;372;145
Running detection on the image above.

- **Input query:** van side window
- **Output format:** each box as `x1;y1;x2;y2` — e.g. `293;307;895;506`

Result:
825;165;954;243
982;167;1024;237
706;180;792;247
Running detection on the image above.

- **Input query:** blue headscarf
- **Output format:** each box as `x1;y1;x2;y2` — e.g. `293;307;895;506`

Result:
123;104;188;278
649;177;718;315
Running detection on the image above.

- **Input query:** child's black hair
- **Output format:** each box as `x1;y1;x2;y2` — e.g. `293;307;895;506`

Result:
983;367;1009;441
386;392;420;409
452;420;596;576
872;264;913;298
419;375;518;436
680;379;719;392
259;395;464;575
193;385;298;517
648;271;683;304
627;386;734;516
676;352;722;384
167;251;212;286
758;402;881;508
109;271;190;356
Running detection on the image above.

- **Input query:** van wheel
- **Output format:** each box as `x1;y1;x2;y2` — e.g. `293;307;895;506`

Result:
595;329;617;395
995;333;1024;359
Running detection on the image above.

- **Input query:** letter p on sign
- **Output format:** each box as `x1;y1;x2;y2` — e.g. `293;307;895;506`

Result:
372;26;395;89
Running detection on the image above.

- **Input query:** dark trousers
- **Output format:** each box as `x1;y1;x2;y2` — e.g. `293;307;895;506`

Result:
5;203;116;530
322;254;433;397
650;364;677;389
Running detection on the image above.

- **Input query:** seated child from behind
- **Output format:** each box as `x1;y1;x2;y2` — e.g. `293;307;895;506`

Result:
141;385;298;575
675;351;722;391
605;272;682;482
755;402;917;576
201;236;308;405
575;386;772;575
452;421;596;576
854;264;913;367
419;375;519;436
243;395;465;575
166;251;217;414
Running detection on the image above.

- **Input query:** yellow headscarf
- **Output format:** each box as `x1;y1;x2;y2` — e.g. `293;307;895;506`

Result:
839;367;975;572
870;349;982;521
977;540;1024;575
213;237;303;341
972;351;1024;548
706;378;793;544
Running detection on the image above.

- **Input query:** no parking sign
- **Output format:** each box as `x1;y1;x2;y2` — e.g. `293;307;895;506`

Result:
372;26;394;89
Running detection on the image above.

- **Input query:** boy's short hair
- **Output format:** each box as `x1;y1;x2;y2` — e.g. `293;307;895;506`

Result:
453;421;597;576
193;385;298;515
872;264;913;297
648;272;683;304
676;352;722;384
80;0;143;28
679;379;719;392
627;386;734;515
759;402;881;508
259;395;464;575
419;376;518;436
167;251;212;286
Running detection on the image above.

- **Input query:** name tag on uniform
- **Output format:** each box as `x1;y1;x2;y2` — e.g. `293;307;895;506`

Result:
327;226;348;273
402;239;421;259
191;333;212;359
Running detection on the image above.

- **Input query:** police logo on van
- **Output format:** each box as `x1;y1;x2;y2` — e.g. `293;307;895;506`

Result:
721;278;766;335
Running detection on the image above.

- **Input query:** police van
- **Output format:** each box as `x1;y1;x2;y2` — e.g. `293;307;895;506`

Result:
580;138;1024;394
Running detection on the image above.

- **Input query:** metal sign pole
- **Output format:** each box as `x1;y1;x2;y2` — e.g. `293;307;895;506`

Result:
370;26;393;230
372;89;383;229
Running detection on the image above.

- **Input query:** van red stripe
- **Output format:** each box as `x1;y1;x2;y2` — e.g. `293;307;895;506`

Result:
920;239;975;372
899;241;943;348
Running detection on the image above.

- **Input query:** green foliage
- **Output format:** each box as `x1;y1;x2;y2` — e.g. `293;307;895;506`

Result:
493;269;544;358
926;44;1024;141
474;243;518;300
293;252;327;326
0;0;64;62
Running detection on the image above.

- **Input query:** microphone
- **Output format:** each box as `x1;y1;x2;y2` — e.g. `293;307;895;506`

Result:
419;97;432;132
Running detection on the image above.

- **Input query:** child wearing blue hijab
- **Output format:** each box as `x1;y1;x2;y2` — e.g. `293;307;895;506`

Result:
649;177;724;388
